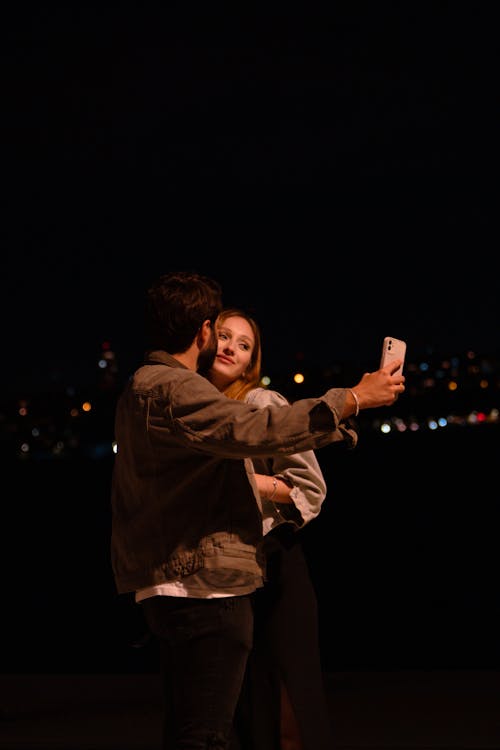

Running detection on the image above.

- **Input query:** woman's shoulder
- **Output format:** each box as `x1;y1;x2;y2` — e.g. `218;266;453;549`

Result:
245;386;289;408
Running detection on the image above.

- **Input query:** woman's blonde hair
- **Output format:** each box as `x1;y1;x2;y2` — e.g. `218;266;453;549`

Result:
215;308;262;401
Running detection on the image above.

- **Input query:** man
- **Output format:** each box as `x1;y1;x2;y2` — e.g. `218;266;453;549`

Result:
111;270;405;749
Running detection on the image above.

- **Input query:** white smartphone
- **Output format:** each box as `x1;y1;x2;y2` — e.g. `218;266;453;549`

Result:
380;336;406;376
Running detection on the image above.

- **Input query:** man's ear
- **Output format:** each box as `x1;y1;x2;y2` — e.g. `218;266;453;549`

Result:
196;319;212;348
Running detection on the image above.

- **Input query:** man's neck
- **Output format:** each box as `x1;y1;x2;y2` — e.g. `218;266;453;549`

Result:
173;344;199;372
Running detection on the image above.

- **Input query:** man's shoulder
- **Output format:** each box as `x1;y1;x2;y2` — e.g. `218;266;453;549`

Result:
131;361;212;397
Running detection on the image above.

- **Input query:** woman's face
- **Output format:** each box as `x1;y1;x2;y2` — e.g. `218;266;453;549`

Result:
210;315;255;389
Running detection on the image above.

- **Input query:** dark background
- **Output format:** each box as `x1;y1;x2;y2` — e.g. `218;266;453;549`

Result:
3;424;499;673
2;6;499;674
3;5;498;389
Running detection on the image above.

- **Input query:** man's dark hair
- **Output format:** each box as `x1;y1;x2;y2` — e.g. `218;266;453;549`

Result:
145;271;223;353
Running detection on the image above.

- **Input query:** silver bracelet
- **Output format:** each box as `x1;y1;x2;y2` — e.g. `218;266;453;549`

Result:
268;476;278;501
348;389;360;417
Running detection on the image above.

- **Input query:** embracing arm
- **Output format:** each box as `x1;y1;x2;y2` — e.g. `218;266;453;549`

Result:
247;388;328;528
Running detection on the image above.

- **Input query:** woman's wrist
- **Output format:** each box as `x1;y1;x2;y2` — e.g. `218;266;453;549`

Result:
268;476;278;501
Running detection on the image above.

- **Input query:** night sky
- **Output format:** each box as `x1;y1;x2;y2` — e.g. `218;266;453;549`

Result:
3;6;497;391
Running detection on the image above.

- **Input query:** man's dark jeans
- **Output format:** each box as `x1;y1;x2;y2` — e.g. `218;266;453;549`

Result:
141;594;254;750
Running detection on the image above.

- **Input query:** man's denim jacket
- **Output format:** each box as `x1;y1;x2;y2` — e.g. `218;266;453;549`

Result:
111;350;357;593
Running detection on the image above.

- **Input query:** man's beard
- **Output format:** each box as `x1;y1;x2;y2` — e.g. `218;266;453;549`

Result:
196;326;218;377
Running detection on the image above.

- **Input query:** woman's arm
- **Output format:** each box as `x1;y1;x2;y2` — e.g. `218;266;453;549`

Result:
255;473;294;504
246;388;328;527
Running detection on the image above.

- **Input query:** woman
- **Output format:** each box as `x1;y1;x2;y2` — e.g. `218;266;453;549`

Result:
208;308;334;750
